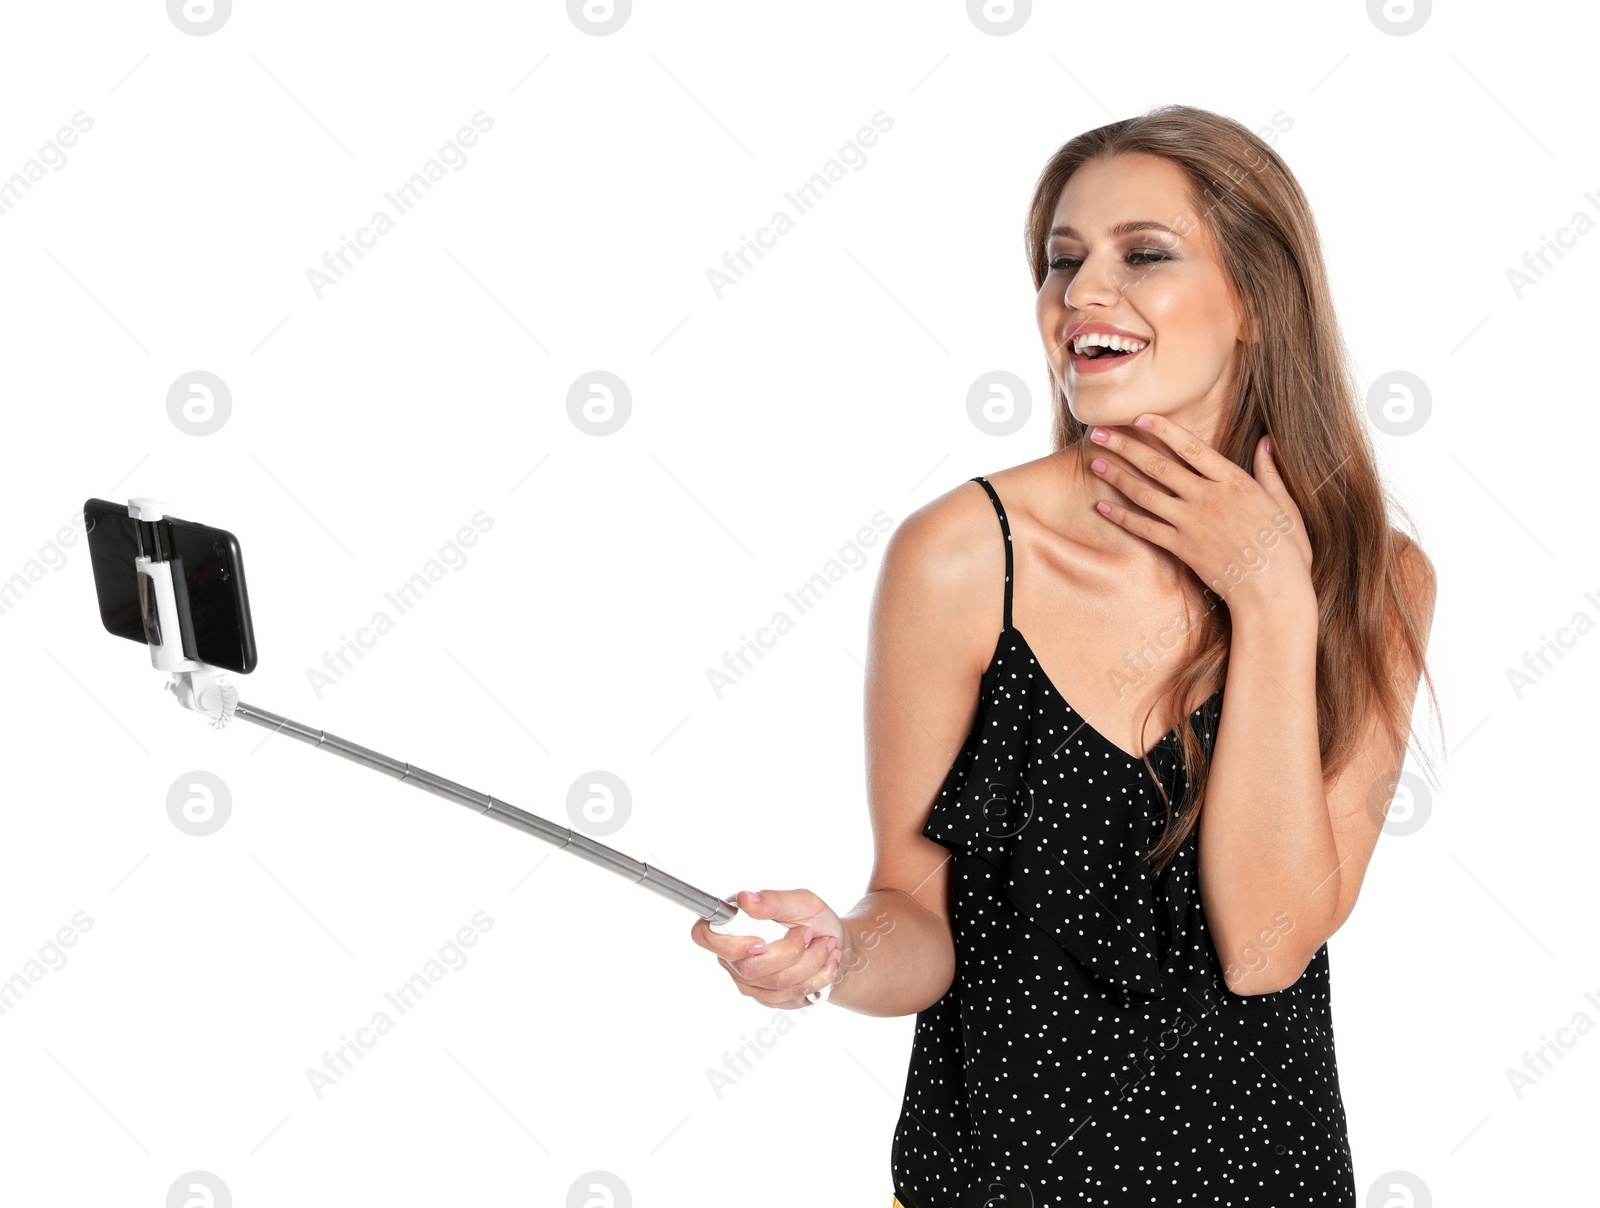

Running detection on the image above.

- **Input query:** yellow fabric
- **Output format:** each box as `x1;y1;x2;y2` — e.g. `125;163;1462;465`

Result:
891;1198;906;1208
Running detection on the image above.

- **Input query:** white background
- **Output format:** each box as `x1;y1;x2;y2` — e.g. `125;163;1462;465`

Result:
1;1;1593;1204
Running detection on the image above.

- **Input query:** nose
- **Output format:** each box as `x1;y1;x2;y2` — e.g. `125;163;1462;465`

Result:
1063;249;1127;312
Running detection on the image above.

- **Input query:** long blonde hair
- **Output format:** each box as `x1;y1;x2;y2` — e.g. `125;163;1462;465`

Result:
1022;104;1442;873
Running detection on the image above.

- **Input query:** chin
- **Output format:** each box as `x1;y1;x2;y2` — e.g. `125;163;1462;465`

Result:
1066;400;1148;427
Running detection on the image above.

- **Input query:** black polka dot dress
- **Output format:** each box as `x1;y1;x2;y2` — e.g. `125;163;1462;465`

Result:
889;477;1356;1207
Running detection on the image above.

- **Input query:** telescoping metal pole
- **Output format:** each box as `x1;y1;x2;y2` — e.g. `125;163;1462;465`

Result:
230;701;832;1003
234;700;739;927
106;491;827;1003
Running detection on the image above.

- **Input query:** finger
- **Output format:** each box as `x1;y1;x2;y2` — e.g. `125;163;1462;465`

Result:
1126;412;1235;482
751;941;842;1008
689;915;772;964
786;944;844;1005
715;888;820;975
727;923;815;983
735;887;824;925
1093;495;1176;553
1089;451;1181;523
752;930;835;996
1251;434;1308;539
1091;424;1202;501
1253;432;1287;491
691;887;805;957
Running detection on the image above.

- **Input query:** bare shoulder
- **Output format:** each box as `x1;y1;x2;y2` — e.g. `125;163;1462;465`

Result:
1392;528;1437;621
871;473;1011;668
878;457;1060;594
1369;528;1437;722
1385;530;1437;671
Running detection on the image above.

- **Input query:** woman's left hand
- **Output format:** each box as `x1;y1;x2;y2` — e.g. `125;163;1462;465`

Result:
1086;413;1314;615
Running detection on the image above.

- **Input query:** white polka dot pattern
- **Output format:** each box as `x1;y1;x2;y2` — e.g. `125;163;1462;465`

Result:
889;478;1355;1206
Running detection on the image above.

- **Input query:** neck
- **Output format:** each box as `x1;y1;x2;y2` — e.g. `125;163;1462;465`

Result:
1063;434;1195;587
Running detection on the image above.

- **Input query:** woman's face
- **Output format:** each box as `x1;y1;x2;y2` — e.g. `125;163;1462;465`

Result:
1036;152;1247;432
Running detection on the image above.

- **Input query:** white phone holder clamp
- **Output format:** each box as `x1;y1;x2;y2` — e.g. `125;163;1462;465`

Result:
125;496;239;729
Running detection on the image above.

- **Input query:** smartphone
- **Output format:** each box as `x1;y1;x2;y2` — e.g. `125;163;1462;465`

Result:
84;498;258;675
83;498;149;645
165;514;257;675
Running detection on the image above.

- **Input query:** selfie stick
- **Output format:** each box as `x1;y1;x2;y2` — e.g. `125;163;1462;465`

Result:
119;496;828;1003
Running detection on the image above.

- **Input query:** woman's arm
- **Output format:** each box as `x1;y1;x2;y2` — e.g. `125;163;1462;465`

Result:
826;888;955;1017
825;487;1002;1016
1199;534;1437;994
1078;414;1437;996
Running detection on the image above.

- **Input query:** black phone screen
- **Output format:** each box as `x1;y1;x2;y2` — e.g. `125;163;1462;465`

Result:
167;517;257;675
83;498;148;644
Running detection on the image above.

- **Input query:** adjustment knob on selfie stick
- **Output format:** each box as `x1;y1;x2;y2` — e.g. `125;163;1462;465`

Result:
709;901;833;1005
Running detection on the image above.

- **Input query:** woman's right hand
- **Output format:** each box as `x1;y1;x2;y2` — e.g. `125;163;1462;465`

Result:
689;888;846;1009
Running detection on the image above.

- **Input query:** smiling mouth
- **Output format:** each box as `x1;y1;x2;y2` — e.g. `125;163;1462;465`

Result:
1068;341;1148;370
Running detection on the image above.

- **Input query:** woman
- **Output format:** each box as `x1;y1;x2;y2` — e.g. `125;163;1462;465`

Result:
691;104;1440;1206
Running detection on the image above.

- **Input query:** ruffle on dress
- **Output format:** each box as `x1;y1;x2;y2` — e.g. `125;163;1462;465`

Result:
922;657;1222;1003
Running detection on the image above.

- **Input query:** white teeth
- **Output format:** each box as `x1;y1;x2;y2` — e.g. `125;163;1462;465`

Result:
1072;331;1148;355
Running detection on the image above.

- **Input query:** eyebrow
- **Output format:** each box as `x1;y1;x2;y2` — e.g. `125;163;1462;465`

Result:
1048;220;1181;241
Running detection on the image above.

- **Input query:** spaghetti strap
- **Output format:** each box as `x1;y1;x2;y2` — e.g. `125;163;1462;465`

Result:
969;476;1012;631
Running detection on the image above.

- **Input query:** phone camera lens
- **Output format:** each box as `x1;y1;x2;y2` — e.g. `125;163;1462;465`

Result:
219;566;230;580
213;541;225;555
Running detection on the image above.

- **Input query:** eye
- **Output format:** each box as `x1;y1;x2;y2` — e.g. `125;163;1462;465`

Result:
1048;249;1171;271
